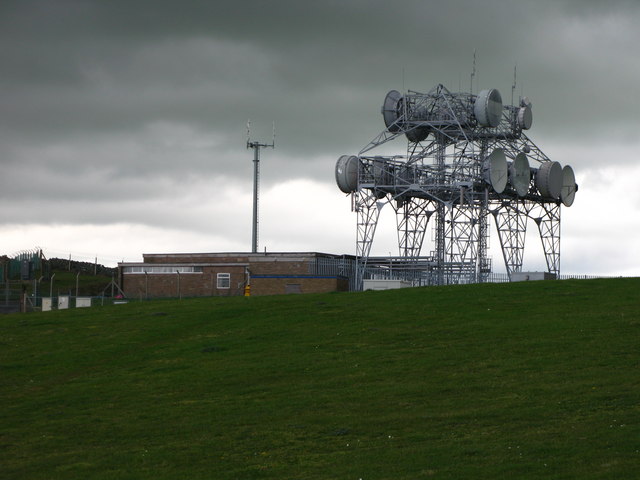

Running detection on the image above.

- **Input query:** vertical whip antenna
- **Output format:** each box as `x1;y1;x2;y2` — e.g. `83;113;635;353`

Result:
402;66;406;93
511;64;517;106
470;49;476;94
272;120;276;147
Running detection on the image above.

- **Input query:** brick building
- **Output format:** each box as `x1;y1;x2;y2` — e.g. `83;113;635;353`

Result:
118;252;355;298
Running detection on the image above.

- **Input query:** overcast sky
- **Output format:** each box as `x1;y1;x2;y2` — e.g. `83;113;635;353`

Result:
1;0;639;275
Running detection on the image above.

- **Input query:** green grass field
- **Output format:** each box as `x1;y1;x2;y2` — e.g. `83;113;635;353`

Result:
1;278;639;479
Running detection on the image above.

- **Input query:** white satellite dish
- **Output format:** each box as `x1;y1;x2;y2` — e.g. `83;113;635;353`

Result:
517;105;533;130
509;152;530;197
535;161;563;199
335;155;360;193
560;165;577;207
483;148;508;193
382;90;403;132
474;89;503;127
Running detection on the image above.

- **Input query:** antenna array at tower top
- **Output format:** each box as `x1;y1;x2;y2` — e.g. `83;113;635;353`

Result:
335;75;578;288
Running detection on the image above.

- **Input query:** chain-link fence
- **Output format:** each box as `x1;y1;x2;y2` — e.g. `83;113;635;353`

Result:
1;249;122;314
1;282;25;314
1;282;127;314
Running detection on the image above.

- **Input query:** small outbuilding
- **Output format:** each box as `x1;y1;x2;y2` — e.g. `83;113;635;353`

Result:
118;252;355;299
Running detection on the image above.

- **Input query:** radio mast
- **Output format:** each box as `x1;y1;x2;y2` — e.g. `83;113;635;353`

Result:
246;120;275;253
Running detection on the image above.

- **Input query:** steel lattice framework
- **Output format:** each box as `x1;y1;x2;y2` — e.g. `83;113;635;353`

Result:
335;83;577;289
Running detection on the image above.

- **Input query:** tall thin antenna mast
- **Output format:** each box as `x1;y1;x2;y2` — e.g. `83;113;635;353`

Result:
470;49;476;94
246;120;275;254
511;64;517;106
402;66;406;92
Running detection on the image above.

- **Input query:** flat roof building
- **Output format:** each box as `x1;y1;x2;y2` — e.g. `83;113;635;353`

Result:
118;252;355;299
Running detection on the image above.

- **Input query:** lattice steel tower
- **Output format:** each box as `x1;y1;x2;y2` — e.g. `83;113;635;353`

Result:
335;81;577;289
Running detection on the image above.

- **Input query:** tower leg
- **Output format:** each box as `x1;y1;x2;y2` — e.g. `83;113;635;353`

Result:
536;203;561;276
445;201;481;285
432;203;446;285
353;190;383;290
477;189;490;283
493;200;528;280
433;136;447;285
395;197;435;283
525;201;561;276
475;144;490;283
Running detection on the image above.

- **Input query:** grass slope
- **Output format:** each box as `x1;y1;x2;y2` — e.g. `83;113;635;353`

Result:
1;278;639;479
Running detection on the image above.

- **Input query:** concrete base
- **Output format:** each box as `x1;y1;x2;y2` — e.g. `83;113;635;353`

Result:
363;279;412;291
511;272;557;282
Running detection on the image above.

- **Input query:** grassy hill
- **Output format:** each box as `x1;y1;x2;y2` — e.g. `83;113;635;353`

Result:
35;270;117;298
1;258;116;313
1;278;638;479
40;258;116;298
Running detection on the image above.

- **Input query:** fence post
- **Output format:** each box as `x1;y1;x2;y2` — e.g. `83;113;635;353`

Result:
21;285;26;313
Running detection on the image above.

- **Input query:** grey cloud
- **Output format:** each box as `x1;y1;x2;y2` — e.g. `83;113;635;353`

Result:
2;0;640;273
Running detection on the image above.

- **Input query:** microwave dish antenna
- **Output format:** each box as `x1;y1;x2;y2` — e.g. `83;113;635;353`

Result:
474;89;503;127
560;165;577;207
535;161;563;200
335;155;360;194
509;152;531;197
483;148;508;194
517;104;533;130
381;90;403;133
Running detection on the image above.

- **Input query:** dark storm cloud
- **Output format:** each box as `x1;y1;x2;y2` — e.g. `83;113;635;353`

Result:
1;0;639;233
3;0;638;137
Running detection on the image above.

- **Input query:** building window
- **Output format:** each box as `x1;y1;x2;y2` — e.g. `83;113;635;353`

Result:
123;266;203;274
217;273;231;289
